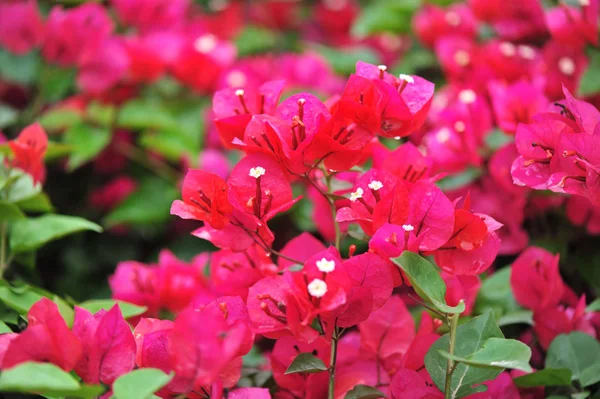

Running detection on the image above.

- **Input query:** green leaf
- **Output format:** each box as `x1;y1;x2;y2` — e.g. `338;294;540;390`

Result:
16;192;54;213
38;65;76;103
0;320;12;333
87;101;115;127
54;295;75;328
4;169;41;203
104;177;178;226
437;168;482;191
0;201;26;222
64;123;112;170
498;310;533;327
0;49;40;85
438;338;532;373
0;103;18;129
586;298;600;312
579;47;600;96
78;299;147;319
352;0;421;37
10;214;102;253
485;129;514;150
514;368;573;388
284;353;328;374
0;362;103;398
39;108;83;132
391;46;437;76
117;98;177;131
392;252;465;314
546;332;600;387
235;26;277;56
111;368;173;399
474;267;519;318
140;131;194;163
425;311;504;398
344;384;386;399
45;142;74;162
0;283;45;315
316;45;381;76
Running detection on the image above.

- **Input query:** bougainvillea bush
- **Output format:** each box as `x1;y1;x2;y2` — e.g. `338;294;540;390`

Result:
0;0;599;398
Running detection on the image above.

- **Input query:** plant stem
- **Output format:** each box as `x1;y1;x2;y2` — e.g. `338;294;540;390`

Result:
328;326;339;399
444;311;460;399
0;223;6;278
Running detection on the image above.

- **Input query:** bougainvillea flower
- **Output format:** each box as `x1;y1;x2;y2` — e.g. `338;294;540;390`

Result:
469;372;521;398
566;195;600;235
110;0;189;32
42;4;114;67
510;246;564;310
109;260;160;316
3;298;82;371
77;38;129;94
359;296;415;367
168;303;252;391
214;80;285;147
400;312;440;372
545;0;599;48
413;4;477;48
8;123;48;184
270;336;330;398
390;368;443;399
171;169;233;229
0;0;45;55
442;272;481;315
89;176;137;211
229;388;272;399
542;40;588;100
124;36;166;84
469;0;546;41
373;142;433;183
72;305;136;384
277;232;326;270
488;79;549;134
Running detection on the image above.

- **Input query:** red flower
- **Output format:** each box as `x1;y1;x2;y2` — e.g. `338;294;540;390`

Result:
3;298;82;371
72;305;136;384
0;0;45;55
8;123;48;184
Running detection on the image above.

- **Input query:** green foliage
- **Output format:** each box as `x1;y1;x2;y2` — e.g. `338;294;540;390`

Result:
437;168;482;191
0;104;18;129
514;368;573;388
10;214;102;253
425;311;519;398
285;353;328;374
38;64;76;103
392;252;465;314
352;0;421;37
111;368;173;399
579;47;600;96
474;267;520;319
0;49;40;85
235;26;278;56
344;385;386;399
78;299;147;319
316;45;381;76
64;123;112;171
546;332;600;388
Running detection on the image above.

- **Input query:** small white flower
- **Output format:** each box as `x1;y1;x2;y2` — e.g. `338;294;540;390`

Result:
235;89;245;97
399;74;414;84
454;121;466;132
402;224;415;232
499;42;516;57
436;128;451;143
350;187;364;202
316;258;336;273
249;166;266;178
368;180;383;191
518;45;536;60
458;89;476;104
559;57;575;76
307;278;328;298
445;11;461;26
378;64;388;72
453;50;470;66
194;34;217;54
394;136;402;140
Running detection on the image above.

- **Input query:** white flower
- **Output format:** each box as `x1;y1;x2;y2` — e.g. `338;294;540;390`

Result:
307;279;328;298
378;64;387;72
399;74;414;84
458;89;476;104
350;187;364;202
249;166;266;178
402;224;415;232
499;42;516;57
453;50;470;66
368;180;383;191
559;57;575;76
194;34;217;54
235;89;245;97
316;258;336;273
518;45;536;60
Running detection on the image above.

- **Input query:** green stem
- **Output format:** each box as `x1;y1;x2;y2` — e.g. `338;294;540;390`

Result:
328;326;339;399
0;223;6;278
444;310;461;399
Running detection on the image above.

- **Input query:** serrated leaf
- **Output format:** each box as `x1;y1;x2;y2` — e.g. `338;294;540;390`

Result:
284;353;328;374
0;362;104;398
438;338;532;372
344;384;385;399
425;311;503;398
514;368;572;388
111;368;173;399
64;124;112;170
10;214;102;253
546;332;600;387
78;299;147;319
392;252;465;314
